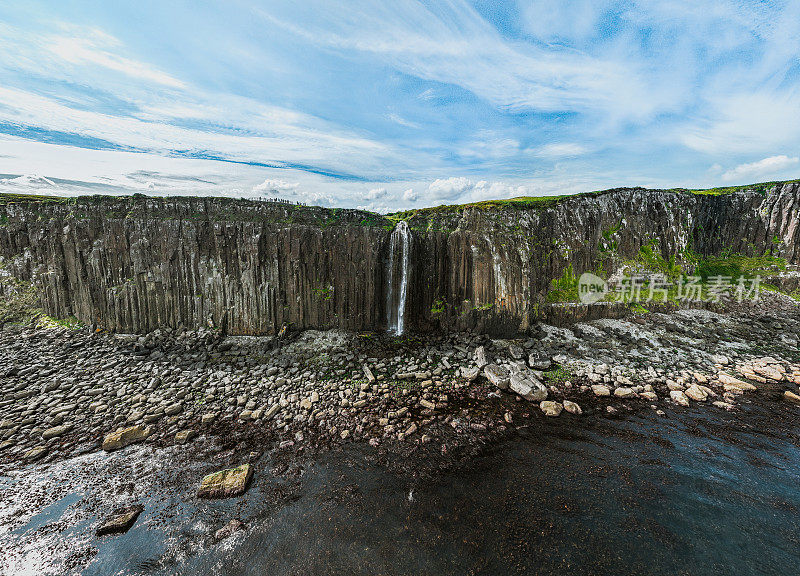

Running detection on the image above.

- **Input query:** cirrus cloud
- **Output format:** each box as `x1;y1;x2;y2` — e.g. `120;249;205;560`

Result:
722;155;799;182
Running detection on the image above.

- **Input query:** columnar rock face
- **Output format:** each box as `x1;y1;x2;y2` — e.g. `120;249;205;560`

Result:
0;182;798;335
0;197;390;334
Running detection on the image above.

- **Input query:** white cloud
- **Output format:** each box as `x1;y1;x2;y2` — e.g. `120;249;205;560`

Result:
402;188;417;201
521;0;607;43
386;113;421;129
535;143;588;158
682;91;800;155
0;85;405;179
256;1;660;119
252;179;300;194
2;2;800;209
721;155;799;182
47;31;186;88
366;187;388;200
427;177;475;201
427;177;532;203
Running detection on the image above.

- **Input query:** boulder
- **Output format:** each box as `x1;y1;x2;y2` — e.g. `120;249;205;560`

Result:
711;354;730;365
528;353;552;371
474;346;488;368
614;387;634;398
263;404;281;419
718;373;757;393
102;425;151;452
784;390;800;406
96;504;144;536
592;385;611;397
24;446;48;462
164;403;183;416
670;390;690;407
752;364;784;381
540;401;563;417
509;371;547;401
685;384;708;402
563;400;582;415
461;366;480;381
484;364;510;390
197;464;253;499
175;429;197;444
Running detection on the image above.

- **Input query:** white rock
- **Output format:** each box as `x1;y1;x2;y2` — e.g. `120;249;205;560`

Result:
685;384;708;402
509;371;547;401
670;390;690;407
484;364;510;390
718;373;756;393
474;346;488;368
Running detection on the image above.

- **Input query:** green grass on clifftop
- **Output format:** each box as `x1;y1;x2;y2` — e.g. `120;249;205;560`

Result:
0;193;71;205
676;179;800;196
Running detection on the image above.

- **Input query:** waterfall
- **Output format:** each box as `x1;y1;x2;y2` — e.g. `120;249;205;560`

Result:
387;221;411;334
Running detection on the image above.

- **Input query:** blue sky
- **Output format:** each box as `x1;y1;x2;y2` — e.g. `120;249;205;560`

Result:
0;0;798;210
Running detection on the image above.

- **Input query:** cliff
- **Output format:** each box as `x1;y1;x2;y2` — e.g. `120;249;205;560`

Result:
1;180;798;335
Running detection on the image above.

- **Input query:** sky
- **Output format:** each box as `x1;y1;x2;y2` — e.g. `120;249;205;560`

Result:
0;0;798;211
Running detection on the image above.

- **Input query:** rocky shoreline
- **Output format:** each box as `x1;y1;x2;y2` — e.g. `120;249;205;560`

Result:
3;294;800;476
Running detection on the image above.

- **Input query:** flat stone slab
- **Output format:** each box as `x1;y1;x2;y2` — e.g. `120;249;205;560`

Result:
197;464;253;499
784;390;800;405
718;373;757;393
509;371;547;401
42;424;73;440
102;425;151;452
96;504;144;536
24;446;48;462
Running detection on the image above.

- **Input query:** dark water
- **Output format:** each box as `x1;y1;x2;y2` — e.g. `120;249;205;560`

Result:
3;400;800;576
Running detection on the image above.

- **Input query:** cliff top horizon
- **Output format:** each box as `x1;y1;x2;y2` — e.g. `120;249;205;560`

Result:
1;177;798;218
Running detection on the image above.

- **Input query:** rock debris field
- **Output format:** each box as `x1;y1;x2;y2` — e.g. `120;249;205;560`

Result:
3;304;800;484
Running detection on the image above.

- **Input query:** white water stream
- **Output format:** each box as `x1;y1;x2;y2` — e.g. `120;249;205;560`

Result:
387;221;411;334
